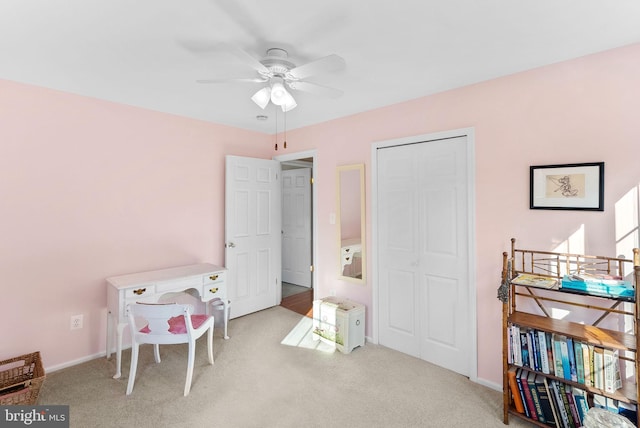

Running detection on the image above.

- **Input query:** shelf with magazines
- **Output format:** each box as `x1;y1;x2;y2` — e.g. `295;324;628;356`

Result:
498;238;640;427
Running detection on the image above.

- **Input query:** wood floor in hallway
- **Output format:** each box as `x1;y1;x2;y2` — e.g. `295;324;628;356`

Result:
280;288;313;317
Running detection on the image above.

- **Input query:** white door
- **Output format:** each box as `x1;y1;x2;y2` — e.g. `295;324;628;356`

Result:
225;155;281;318
281;168;312;287
377;136;471;376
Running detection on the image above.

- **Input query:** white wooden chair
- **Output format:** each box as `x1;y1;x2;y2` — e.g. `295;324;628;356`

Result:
126;302;214;396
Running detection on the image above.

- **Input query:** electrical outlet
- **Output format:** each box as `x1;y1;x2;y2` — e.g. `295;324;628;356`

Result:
70;314;83;330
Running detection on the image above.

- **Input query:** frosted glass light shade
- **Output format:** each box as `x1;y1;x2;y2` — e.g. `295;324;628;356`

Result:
251;87;271;109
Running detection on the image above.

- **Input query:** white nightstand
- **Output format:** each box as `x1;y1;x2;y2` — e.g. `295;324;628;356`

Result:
312;297;365;354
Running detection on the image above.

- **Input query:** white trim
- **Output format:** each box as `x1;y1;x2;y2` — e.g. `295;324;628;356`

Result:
370;127;477;382
273;149;318;300
46;351;106;373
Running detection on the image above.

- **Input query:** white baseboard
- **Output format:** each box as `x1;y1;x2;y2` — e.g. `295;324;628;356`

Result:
45;352;105;373
474;376;502;392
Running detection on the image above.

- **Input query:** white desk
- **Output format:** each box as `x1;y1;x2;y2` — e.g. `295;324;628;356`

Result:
106;263;228;379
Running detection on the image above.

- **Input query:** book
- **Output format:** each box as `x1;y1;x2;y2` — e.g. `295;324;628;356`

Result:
528;329;541;371
593;393;607;409
581;342;592;387
558;335;572;381
549;381;570;428
507;366;526;414
534;374;556;426
552;334;565;379
520;331;530;368
593;347;604;389
510;325;522;366
618;402;637;426
527;371;546;423
557;382;575;428
511;273;559;289
573;340;584;384
566;337;578;382
563;385;581;427
507;326;514;364
543;377;562;428
603;348;622;393
538;330;550;374
561;274;634;299
545;332;555;376
515;368;531;418
520;368;537;420
573;388;589;426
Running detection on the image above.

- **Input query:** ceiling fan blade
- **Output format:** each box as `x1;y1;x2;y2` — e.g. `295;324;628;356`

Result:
178;38;270;75
287;81;343;98
225;45;270;75
197;77;268;84
286;54;345;80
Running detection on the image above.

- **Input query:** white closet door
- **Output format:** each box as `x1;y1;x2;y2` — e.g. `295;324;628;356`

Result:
377;136;470;376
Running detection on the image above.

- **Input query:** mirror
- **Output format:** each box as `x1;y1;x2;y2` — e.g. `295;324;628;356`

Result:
337;164;366;283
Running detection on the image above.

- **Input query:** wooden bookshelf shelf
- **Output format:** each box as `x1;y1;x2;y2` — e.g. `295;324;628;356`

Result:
509;311;636;352
500;238;640;427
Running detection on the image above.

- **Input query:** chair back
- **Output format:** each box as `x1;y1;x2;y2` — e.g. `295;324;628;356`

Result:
127;303;196;340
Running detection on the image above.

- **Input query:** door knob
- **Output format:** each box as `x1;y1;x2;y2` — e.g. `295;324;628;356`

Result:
226;242;236;248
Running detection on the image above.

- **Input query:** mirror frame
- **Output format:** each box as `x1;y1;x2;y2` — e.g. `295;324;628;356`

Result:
336;164;366;283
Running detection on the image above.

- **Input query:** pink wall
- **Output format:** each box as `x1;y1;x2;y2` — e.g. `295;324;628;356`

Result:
2;43;639;389
0;81;271;368
279;43;640;386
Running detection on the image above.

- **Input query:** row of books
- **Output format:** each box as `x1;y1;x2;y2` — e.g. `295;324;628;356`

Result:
508;367;636;427
508;325;622;394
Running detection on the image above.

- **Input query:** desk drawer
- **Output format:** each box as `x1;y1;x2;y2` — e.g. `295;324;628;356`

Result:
125;284;156;299
204;271;225;284
156;276;202;294
203;271;226;300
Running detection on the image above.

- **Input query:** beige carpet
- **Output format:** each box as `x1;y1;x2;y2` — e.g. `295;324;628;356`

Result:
39;306;529;428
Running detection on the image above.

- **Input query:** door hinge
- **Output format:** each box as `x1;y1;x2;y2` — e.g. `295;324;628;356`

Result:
310;265;314;272
310;177;314;185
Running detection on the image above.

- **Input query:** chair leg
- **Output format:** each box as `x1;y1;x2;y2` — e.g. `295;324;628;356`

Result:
184;341;196;396
126;343;140;395
153;344;161;363
207;323;214;365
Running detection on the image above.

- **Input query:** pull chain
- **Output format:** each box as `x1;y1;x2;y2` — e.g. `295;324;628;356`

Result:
274;106;278;151
284;109;287;149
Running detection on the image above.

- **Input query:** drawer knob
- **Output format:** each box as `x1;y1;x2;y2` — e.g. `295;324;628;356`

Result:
209;274;219;281
210;287;219;294
345;257;350;262
133;288;146;296
345;248;350;253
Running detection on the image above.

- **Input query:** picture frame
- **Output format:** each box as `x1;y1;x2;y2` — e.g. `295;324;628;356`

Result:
530;162;604;211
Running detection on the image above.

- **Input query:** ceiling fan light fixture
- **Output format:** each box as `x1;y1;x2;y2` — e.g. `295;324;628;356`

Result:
280;94;297;112
270;81;289;106
251;87;271;109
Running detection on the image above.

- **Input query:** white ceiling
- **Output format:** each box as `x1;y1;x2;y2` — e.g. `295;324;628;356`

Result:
2;1;640;133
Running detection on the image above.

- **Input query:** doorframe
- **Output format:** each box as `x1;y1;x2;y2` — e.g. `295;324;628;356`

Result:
370;127;477;382
273;149;318;301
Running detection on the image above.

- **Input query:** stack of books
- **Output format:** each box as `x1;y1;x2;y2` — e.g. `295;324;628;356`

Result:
561;274;634;299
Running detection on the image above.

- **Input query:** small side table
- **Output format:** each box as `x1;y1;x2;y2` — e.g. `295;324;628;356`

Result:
312;297;365;354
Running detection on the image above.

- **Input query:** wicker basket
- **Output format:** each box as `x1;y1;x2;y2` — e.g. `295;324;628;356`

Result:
0;351;46;405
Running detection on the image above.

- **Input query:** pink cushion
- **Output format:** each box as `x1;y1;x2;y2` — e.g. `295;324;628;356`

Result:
140;314;210;334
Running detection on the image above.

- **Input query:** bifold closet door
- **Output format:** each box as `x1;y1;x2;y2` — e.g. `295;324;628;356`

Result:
377;136;470;376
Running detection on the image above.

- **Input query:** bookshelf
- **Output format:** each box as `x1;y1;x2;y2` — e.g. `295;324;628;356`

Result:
499;238;640;427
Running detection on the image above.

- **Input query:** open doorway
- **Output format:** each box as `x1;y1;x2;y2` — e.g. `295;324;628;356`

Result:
276;151;316;317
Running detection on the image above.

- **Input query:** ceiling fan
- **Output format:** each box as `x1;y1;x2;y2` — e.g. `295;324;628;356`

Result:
197;47;346;112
